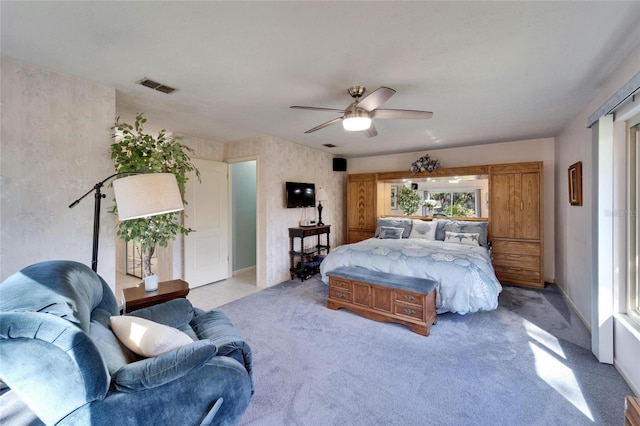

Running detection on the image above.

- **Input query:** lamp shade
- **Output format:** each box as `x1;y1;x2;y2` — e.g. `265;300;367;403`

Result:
316;188;328;202
113;173;184;221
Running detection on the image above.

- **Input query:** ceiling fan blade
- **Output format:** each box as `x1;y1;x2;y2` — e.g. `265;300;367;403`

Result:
290;106;346;113
362;122;378;138
372;109;433;119
304;117;343;134
357;86;396;111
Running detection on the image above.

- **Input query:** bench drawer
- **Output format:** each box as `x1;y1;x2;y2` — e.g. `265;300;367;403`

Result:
329;287;352;303
394;302;424;321
329;277;352;291
394;290;425;307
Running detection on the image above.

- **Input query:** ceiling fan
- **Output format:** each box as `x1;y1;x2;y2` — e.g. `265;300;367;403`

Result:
290;85;433;138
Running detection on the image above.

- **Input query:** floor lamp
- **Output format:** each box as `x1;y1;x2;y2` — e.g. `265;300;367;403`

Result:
69;172;184;272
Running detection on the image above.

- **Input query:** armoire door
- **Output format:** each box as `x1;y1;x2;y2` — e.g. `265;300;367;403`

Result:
515;171;540;240
489;173;514;239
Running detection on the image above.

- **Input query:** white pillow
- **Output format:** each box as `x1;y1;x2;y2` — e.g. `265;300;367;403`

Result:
110;315;194;357
444;231;480;246
409;220;437;240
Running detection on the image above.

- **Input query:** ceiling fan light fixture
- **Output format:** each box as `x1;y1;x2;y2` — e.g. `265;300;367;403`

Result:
343;116;372;131
342;106;371;131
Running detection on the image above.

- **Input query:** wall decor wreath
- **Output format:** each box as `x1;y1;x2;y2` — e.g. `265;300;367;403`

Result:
410;154;440;173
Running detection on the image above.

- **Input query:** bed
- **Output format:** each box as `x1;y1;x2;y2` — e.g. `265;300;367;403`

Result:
319;218;502;314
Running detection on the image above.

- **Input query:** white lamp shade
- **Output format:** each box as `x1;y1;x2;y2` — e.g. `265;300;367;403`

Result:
113;173;184;221
316;188;328;202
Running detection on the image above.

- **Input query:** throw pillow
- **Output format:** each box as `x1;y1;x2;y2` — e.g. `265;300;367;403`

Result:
110;315;194;357
432;218;452;241
379;226;404;239
444;221;489;246
444;231;480;246
374;217;413;238
408;220;437;240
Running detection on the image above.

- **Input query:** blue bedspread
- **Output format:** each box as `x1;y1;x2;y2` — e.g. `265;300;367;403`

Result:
320;238;502;314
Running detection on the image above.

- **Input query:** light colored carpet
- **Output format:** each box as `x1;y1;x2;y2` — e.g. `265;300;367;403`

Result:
217;277;631;426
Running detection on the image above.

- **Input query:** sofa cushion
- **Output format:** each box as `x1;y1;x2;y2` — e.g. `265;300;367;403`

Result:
110;316;194;357
111;340;217;392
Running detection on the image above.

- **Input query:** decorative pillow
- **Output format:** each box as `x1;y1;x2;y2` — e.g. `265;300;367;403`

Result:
409;220;437;240
374;218;413;238
111;340;217;392
444;221;488;246
432;219;452;241
110;315;194;357
379;226;404;239
444;231;480;246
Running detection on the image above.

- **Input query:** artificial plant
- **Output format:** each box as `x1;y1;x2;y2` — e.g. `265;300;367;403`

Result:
397;186;422;216
110;113;200;278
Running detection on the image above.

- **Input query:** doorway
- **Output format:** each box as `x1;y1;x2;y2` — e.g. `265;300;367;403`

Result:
229;160;257;278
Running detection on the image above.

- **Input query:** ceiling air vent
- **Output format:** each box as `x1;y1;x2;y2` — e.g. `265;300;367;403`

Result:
323;144;337;148
137;77;177;94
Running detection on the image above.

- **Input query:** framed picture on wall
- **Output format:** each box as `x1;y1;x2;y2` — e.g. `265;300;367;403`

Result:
390;185;398;209
568;161;582;206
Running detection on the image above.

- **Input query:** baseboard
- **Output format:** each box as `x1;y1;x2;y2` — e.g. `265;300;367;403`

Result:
555;282;591;333
233;265;256;276
615;357;640;397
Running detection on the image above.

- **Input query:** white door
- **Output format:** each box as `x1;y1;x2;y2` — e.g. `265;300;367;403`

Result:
184;159;229;288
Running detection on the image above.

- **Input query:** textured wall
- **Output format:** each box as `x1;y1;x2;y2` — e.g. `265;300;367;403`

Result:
226;136;346;287
1;57;116;284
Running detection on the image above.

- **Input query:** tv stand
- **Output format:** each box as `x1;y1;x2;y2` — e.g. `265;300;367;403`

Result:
289;225;330;281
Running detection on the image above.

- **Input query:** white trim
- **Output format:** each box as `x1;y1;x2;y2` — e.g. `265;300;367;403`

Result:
592;115;615;363
556;283;591;332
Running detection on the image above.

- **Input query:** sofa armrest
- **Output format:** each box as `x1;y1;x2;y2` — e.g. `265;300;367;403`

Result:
0;312;110;425
111;340;218;392
190;310;254;394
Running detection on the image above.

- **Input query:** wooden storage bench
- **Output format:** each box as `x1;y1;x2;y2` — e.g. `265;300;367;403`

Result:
326;266;437;336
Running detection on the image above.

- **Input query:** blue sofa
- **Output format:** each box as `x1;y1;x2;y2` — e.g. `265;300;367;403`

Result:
0;260;253;425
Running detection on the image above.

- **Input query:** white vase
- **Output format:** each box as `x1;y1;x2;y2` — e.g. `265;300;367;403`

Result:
144;274;158;292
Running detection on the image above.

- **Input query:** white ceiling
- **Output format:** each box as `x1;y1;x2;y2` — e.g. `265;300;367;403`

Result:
2;1;639;158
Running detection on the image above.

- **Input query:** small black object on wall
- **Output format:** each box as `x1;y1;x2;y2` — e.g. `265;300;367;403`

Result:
411;183;418;190
333;158;347;172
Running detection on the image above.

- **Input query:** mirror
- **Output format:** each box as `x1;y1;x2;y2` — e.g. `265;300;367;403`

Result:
383;174;489;218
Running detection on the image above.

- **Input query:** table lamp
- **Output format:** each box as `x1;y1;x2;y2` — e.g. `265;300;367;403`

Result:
316;187;328;226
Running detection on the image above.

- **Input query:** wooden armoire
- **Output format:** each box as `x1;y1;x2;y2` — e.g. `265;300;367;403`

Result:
488;162;544;288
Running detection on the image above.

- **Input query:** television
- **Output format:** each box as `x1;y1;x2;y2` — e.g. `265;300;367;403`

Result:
286;182;315;208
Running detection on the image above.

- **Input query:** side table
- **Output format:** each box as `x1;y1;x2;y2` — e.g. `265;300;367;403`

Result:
122;279;190;313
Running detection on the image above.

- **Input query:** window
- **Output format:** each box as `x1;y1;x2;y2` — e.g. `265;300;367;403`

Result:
425;190;480;217
628;120;640;325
